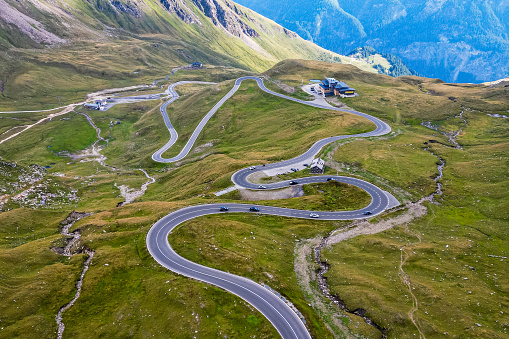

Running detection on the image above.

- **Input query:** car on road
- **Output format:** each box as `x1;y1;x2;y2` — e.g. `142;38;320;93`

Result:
327;178;334;181
303;164;308;167
220;207;229;211
309;213;320;218
249;207;260;212
258;185;266;189
310;87;315;92
289;181;298;185
290;168;297;172
363;211;372;215
249;166;255;170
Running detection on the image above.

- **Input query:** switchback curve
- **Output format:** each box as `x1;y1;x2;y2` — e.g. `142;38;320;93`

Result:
147;77;398;338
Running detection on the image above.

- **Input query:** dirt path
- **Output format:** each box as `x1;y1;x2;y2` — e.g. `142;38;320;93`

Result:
86;84;153;100
399;246;426;339
324;202;427;246
0;104;78;144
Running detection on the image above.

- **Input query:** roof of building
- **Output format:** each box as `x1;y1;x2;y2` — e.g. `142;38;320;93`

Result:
310;158;325;169
338;87;356;92
334;81;349;89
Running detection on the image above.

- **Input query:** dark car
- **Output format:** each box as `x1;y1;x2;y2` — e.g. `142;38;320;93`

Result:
290;168;297;172
327;178;334;181
220;206;229;211
363;211;372;215
289;181;298;185
249;207;260;212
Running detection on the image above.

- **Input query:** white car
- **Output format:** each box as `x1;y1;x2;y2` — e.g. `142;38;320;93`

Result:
309;213;319;218
249;166;255;170
258;185;266;189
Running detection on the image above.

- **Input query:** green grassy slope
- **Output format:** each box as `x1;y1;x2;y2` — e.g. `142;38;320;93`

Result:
0;65;380;338
0;61;507;338
264;60;509;338
0;0;377;111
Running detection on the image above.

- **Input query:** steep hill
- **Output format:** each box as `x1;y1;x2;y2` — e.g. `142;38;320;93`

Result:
233;0;509;83
0;0;382;109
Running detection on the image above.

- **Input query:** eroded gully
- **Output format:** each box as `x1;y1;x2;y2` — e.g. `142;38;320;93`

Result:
53;211;94;339
310;130;448;338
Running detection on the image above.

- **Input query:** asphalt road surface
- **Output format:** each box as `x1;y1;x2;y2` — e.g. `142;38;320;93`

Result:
147;77;397;338
152;81;217;162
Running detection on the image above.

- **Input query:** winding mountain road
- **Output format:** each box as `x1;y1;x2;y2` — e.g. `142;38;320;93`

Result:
147;77;398;338
152;81;217;162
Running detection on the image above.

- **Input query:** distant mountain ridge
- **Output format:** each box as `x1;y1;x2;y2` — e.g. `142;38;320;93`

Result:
0;0;349;71
233;0;509;83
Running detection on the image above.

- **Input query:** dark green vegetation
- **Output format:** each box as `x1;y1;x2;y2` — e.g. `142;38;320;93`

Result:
233;0;509;83
347;46;419;77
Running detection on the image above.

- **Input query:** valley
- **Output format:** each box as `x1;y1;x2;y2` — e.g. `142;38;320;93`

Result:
1;0;507;338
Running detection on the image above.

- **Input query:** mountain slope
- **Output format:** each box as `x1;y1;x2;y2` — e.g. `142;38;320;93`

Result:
0;0;382;108
0;0;381;72
234;0;509;83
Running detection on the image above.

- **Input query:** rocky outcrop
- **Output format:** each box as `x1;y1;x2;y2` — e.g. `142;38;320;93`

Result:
111;0;142;17
191;0;260;38
160;0;201;24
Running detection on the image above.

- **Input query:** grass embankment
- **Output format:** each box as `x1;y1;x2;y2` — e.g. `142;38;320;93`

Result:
323;136;509;337
0;112;97;163
224;181;372;212
0;209;88;337
169;213;367;338
0;203;279;338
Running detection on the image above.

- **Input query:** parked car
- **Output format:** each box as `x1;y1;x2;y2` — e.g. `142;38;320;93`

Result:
309;213;320;218
363;211;372;215
290;168;297;172
258;185;266;189
303;164;309;167
249;207;260;212
220;207;229;211
249;166;255;170
290;181;298;185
